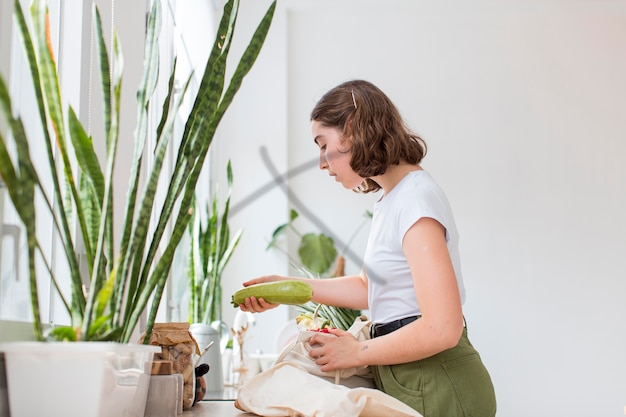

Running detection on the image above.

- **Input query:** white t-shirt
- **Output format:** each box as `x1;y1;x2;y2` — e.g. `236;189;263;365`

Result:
364;170;466;323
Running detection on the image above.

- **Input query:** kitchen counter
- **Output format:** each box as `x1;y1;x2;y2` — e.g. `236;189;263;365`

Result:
181;400;254;417
180;387;257;417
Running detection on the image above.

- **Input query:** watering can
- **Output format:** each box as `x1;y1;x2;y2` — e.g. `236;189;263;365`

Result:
190;321;230;394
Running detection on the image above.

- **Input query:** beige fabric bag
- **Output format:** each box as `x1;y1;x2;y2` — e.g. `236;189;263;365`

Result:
274;315;374;388
235;361;422;417
235;315;423;417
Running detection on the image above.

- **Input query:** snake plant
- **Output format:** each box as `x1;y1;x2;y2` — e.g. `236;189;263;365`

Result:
188;160;242;325
0;0;275;342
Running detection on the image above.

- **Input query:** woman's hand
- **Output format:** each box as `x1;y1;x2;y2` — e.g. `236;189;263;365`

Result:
238;296;279;313
241;274;282;287
237;275;284;313
307;328;365;372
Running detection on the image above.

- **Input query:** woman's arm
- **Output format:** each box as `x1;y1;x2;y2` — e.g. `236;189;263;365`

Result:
239;271;369;313
309;217;464;370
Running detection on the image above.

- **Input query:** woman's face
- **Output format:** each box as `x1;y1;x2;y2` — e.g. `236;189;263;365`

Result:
312;120;363;189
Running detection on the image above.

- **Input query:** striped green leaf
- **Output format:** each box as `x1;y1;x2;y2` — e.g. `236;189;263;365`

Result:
68;106;105;205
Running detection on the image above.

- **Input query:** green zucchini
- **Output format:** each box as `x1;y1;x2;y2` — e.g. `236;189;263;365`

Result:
231;280;313;307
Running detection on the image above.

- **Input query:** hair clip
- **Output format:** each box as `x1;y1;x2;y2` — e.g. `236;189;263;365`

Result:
351;89;357;110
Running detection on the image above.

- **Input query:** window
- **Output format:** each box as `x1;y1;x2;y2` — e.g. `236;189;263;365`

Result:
0;0;70;326
158;0;219;323
0;0;218;338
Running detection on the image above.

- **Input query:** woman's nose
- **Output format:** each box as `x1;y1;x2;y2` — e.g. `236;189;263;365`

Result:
319;152;328;170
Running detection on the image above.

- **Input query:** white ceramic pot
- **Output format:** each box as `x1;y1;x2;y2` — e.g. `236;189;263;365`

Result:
0;342;159;417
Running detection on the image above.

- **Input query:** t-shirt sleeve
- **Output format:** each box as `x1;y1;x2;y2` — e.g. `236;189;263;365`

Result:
396;187;452;246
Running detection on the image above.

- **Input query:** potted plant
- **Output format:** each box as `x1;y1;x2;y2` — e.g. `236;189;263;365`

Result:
267;208;340;276
188;160;242;326
0;0;275;415
266;209;372;330
187;160;242;393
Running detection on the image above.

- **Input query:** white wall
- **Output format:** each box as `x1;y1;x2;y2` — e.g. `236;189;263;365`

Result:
218;0;626;416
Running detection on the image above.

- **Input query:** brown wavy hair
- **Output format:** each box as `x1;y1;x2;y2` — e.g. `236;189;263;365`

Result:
310;80;427;193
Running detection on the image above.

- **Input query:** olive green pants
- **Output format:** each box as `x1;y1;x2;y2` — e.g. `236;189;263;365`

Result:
371;328;496;417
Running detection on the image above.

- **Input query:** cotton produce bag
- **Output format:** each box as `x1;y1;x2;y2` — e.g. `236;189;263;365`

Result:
274;314;374;388
235;362;422;417
235;315;422;417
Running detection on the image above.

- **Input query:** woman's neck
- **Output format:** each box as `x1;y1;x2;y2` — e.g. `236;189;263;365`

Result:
372;163;422;196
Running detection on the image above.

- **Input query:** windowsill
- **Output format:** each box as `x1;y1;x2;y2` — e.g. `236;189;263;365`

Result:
0;320;45;342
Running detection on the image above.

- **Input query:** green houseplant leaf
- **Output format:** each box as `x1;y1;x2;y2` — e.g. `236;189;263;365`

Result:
299;233;337;275
188;160;243;325
265;209;373;330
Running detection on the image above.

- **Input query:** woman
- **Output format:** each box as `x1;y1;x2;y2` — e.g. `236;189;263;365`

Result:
239;79;496;417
